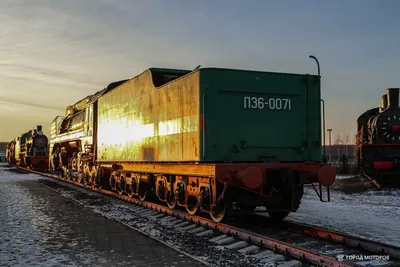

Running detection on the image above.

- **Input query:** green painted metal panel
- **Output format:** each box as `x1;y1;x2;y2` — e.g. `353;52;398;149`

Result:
199;68;321;162
95;67;322;163
97;68;200;162
20;131;33;146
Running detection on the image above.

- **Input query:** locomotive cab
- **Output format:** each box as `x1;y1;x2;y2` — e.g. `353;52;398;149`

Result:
48;79;128;182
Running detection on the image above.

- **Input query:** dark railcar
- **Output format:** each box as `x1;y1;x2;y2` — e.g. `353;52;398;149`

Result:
356;88;400;186
6;141;16;165
11;126;49;171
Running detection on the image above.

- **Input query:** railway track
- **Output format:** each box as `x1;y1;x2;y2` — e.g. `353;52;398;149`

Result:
13;166;400;267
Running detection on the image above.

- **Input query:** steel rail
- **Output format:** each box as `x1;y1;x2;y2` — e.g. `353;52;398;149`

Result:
15;166;399;267
284;221;400;260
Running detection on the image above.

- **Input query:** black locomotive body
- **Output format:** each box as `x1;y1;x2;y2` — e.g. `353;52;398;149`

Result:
6;125;49;171
356;88;400;186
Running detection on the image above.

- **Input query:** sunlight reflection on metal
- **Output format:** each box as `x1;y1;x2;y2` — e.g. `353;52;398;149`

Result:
98;115;199;147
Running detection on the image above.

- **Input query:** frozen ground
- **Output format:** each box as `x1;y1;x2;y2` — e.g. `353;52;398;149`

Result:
0;164;285;267
335;174;360;180
285;186;400;246
38;179;278;267
2;162;398;266
0;163;206;267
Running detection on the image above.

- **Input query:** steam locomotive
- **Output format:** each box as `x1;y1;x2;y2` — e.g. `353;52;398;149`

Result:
44;67;335;222
356;88;400;186
6;125;49;171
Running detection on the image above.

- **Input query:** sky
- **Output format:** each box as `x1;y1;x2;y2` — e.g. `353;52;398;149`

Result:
1;0;400;143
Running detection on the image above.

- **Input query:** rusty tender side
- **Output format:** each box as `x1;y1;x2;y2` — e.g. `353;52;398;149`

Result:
6;125;49;171
48;67;335;222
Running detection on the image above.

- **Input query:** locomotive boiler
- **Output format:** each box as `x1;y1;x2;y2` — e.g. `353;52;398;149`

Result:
356;88;400;186
7;125;49;171
48;66;335;222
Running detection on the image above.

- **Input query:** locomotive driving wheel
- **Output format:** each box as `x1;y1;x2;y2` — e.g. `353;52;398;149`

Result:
75;172;82;183
58;170;64;180
381;115;400;141
82;174;88;185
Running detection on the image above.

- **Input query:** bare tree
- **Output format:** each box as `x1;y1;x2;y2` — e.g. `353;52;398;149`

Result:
352;133;357;159
333;133;342;145
352;133;357;144
333;133;342;161
343;133;349;156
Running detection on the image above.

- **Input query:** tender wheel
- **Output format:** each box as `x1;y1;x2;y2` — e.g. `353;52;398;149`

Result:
96;169;103;189
125;182;134;198
238;205;256;212
267;211;289;221
127;187;134;198
166;193;177;209
117;183;123;195
138;182;147;201
185;196;198;215
210;200;227;223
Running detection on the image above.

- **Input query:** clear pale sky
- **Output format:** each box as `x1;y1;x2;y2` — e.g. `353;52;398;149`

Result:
1;0;400;143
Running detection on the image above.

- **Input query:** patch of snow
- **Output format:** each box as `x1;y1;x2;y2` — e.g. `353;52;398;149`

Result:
286;187;400;246
41;179;278;267
335;174;359;180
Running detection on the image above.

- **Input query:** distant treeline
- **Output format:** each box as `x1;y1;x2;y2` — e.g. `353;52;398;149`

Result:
322;144;357;161
0;142;7;153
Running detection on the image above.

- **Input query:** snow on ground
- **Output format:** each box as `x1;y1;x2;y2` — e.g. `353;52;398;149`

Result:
51;181;269;267
0;164;267;266
2;163;399;266
0;163;40;181
335;174;360;180
0;165;83;266
286;186;400;246
0;164;205;267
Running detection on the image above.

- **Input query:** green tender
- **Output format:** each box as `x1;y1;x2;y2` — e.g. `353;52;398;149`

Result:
200;68;321;162
96;67;321;163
